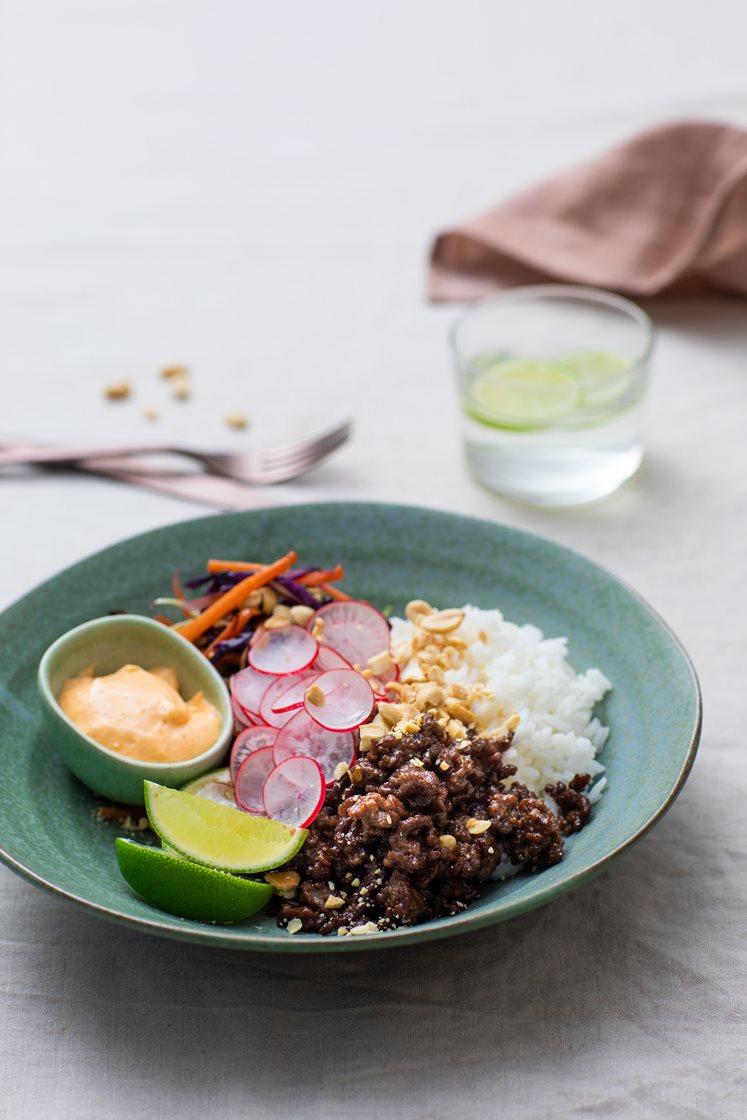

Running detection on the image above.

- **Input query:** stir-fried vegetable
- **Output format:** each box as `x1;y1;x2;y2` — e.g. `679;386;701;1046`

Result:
155;548;351;670
175;552;297;643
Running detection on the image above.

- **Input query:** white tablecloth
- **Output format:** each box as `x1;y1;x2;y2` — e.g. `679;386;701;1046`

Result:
1;3;745;1117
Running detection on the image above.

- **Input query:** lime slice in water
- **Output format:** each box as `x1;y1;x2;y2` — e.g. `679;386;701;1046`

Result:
466;357;582;430
559;349;633;410
115;837;273;924
144;780;307;873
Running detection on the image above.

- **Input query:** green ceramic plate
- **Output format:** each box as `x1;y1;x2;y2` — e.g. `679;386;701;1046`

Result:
0;503;701;953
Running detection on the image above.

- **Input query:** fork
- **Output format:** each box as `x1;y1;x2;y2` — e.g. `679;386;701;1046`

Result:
0;419;352;485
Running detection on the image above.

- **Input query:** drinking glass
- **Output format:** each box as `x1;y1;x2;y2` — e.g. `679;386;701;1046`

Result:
450;285;654;506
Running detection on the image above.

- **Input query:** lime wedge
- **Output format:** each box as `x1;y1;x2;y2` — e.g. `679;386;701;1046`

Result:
559;349;632;410
144;780;306;873
466;357;581;430
182;767;230;793
115;838;273;923
182;767;237;808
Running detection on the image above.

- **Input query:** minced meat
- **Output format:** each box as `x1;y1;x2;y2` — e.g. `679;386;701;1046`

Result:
274;715;592;935
545;774;592;834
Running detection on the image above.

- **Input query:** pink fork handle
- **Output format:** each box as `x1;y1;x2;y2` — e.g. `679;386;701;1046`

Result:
82;465;266;510
0;442;193;466
0;436;262;509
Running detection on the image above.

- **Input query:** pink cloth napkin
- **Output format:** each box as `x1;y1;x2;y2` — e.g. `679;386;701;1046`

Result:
429;120;747;300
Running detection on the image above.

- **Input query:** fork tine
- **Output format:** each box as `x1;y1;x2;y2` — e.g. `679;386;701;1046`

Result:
253;427;352;483
256;442;345;482
255;441;344;482
257;433;348;474
256;419;352;463
255;420;352;470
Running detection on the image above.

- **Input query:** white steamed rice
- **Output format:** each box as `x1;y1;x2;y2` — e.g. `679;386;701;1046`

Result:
390;605;611;799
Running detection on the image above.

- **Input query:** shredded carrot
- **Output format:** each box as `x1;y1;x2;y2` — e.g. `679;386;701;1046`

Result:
171;570;191;618
207;559;264;574
204;606;256;657
204;616;239;657
176;551;297;643
298;565;345;587
153;613;174;626
320;582;350;601
234;607;255;632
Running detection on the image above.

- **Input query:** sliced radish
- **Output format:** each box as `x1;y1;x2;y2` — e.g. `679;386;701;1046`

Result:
273;710;356;784
231;695;252;730
248;625;318;676
230;666;269;718
272;697;304;715
262;755;325;828
313;645;352;672
259;671;317;729
230;725;278;781
234;745;276;814
303;668;375;732
311;600;390;669
270;672;320;714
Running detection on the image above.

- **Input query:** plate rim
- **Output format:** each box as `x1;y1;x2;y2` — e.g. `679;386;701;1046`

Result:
0;500;703;953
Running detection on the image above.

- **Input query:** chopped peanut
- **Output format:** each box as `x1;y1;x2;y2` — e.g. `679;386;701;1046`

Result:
305;682;325;707
264;870;300;890
445;698;475;725
466;818;492;836
358;715;389;752
420;608;465;635
290;605;314;626
414;682;445;710
171;373;191;400
264;615;291;630
367;650;395;679
377;701;408;728
405;599;434;622
103;380;131;401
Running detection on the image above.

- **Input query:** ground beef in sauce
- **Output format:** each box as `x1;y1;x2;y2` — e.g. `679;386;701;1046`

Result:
273;715;593;935
545;774;592;834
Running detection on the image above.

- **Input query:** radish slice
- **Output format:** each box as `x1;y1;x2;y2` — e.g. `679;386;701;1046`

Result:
259;671;317;729
270;672;320;714
230;666;269;717
231;695;252;730
262;756;325;828
311;600;390;669
248;625;318;676
230;725;277;781
303;668;375;732
313;645;352;672
273;711;356;784
234;745;276;814
272;696;304;715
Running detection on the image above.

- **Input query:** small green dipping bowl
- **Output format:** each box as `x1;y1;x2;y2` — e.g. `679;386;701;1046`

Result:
37;615;233;805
